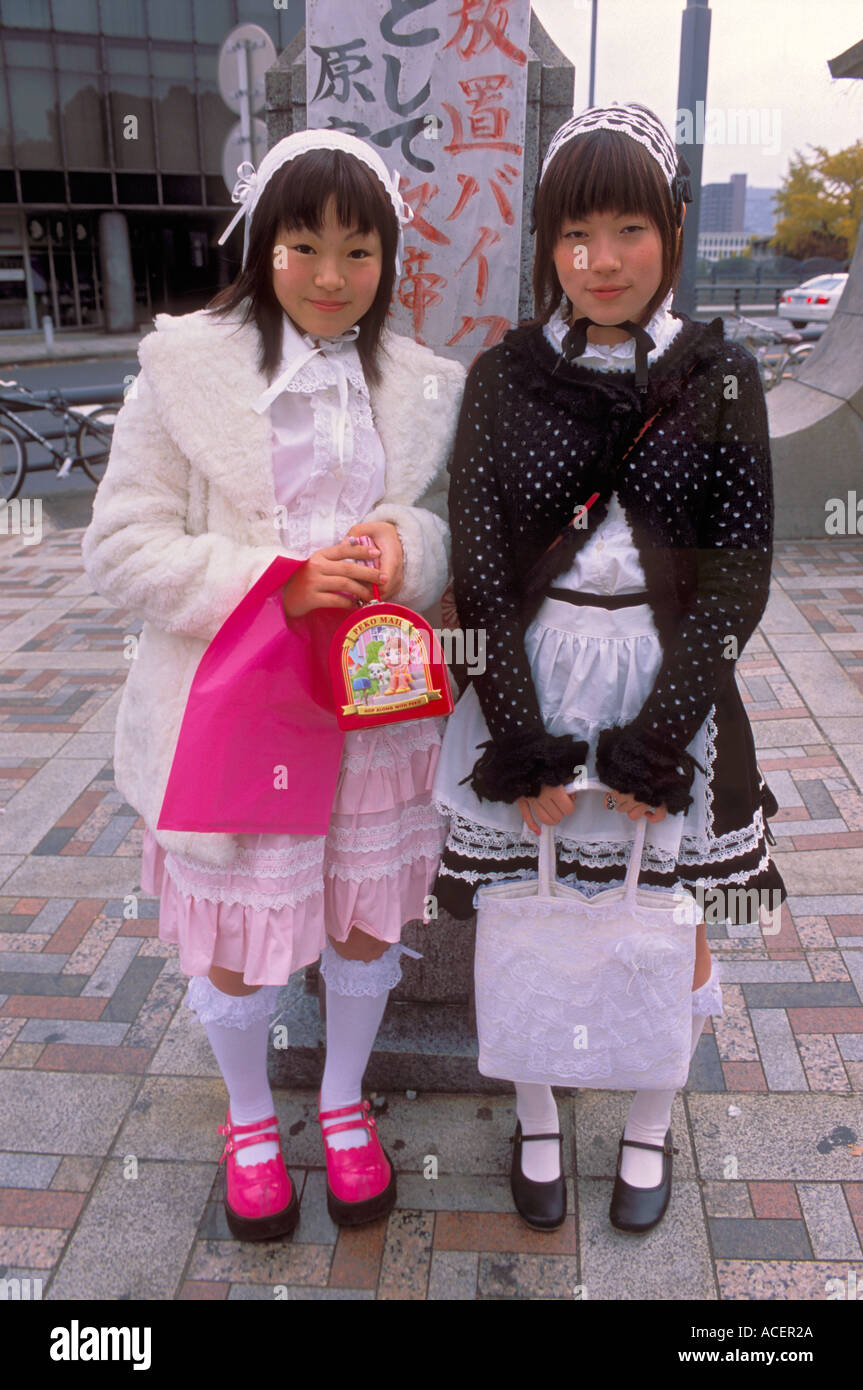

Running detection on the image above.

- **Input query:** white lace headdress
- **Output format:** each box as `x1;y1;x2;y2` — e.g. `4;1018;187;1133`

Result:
218;128;415;272
533;102;691;231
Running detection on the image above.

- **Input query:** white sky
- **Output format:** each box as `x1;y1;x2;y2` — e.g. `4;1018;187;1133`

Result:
532;0;863;188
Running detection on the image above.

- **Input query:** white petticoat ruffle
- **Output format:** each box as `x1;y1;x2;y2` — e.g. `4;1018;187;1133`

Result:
434;557;713;871
184;974;281;1029
319;940;422;997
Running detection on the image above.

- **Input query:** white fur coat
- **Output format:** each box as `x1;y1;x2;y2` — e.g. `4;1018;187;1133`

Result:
81;307;466;867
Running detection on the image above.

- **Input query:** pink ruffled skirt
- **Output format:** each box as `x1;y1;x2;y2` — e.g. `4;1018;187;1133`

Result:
141;718;446;986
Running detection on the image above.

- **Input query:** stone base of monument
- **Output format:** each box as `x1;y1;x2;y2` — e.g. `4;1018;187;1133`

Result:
267;911;515;1095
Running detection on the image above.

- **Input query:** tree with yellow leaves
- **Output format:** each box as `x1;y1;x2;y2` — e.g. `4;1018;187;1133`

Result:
771;141;862;261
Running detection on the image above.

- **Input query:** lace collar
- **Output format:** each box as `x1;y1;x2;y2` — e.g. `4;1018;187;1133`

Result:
542;289;684;372
254;314;370;464
253;313;368;414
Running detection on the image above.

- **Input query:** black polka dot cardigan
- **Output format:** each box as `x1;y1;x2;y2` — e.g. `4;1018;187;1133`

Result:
435;312;786;920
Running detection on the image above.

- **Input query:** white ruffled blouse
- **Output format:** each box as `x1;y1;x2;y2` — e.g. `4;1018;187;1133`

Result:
254;313;387;557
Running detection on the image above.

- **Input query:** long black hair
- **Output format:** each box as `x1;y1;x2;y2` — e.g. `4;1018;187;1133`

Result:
209;148;399;388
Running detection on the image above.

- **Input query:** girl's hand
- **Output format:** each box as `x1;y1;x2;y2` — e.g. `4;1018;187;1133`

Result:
281;538;383;617
345;521;403;601
606;789;668;823
517;783;577;836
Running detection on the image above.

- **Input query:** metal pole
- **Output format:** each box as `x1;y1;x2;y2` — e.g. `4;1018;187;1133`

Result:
588;0;598;107
673;0;711;317
235;40;252;161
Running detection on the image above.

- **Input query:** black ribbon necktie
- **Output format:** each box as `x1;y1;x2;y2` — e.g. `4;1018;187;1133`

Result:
562;317;656;392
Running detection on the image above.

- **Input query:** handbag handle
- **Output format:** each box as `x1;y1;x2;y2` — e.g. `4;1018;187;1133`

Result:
536;777;647;904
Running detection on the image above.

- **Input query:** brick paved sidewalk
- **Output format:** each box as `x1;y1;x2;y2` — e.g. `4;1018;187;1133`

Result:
0;521;862;1300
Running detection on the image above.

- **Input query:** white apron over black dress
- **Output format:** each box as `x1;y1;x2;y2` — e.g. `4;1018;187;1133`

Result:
432;295;784;921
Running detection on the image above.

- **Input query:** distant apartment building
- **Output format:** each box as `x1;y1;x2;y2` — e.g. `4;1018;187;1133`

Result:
698;171;777;262
699;173;747;233
697;231;753;263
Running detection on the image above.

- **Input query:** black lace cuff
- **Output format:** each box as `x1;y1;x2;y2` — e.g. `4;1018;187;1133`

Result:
463;731;589;804
594;723;707;816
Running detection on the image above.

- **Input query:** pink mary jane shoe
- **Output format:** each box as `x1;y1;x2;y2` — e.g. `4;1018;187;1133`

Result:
318;1098;397;1226
218;1109;300;1242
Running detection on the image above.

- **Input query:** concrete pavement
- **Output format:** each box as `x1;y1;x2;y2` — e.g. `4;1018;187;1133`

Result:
0;511;861;1301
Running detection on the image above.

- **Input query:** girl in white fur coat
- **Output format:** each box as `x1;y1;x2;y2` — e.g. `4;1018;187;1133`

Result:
82;131;465;1240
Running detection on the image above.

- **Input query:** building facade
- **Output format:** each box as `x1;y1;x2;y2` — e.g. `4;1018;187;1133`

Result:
697;230;753;263
699;172;747;234
0;0;303;333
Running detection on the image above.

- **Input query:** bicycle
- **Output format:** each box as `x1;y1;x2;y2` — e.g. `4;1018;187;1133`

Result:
724;313;815;391
0;377;123;502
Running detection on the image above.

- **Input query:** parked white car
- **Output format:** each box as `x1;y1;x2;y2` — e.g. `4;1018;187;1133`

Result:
777;273;848;327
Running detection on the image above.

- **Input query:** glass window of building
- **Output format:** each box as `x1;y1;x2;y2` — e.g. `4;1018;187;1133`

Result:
51;0;100;33
99;0;148;38
198;83;235;175
8;68;62;167
148;0;194;42
152;48;195;81
193;0;235;44
109;82;156;169
1;0;52;27
59;72;108;168
154;79;199;172
4;38;47;67
55;40;100;71
105;43;150;76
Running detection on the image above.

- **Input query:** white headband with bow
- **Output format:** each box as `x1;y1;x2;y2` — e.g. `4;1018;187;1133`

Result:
218;128;415;274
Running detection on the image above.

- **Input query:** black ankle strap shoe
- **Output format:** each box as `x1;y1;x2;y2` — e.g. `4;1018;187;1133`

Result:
609;1127;679;1235
510;1121;567;1231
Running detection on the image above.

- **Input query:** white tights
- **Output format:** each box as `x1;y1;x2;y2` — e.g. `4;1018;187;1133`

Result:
514;960;724;1185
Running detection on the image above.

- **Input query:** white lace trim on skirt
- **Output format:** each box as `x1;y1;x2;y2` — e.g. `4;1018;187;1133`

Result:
327;800;444;851
339;719;442;773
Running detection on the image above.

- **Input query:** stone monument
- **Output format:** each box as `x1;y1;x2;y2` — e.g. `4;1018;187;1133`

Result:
266;9;574;1093
767;37;863;540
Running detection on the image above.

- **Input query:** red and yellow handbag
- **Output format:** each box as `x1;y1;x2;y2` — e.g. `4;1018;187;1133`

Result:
328;537;454;732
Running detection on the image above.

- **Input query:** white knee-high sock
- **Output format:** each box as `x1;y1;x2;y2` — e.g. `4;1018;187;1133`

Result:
319;943;405;1152
619;960;723;1188
185;976;280;1168
514;1082;561;1183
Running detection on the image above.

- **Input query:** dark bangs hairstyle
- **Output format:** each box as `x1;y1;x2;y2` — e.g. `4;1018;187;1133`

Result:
208;148;399;388
532;127;683;328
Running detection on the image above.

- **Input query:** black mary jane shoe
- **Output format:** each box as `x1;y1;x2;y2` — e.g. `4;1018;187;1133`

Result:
609;1127;679;1235
510;1121;567;1231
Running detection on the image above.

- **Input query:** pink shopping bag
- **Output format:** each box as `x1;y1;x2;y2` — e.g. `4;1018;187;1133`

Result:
157;556;346;835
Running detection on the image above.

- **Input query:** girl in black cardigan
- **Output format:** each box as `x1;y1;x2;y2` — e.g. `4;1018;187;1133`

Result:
432;104;786;1235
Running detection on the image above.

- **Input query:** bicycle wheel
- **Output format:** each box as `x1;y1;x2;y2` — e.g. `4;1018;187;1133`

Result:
75;404;120;485
0;425;26;501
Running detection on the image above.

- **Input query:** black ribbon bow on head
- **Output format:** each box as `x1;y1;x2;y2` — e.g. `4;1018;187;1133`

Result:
562;317;656;392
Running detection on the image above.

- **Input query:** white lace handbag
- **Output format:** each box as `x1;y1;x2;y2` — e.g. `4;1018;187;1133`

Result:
474;779;698;1089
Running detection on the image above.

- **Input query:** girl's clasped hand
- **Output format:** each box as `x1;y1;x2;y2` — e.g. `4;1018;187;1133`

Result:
516;784;668;835
280;519;404;616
